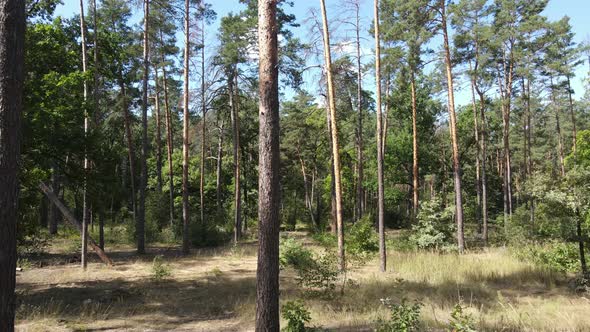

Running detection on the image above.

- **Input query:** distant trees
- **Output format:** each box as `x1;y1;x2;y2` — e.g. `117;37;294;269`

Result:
0;0;25;330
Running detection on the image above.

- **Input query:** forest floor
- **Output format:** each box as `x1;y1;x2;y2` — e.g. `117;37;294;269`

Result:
14;231;590;332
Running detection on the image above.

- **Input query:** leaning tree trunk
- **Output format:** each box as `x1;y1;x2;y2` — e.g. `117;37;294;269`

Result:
441;0;465;253
182;0;190;254
255;1;281;330
0;0;24;329
320;0;345;271
374;0;386;272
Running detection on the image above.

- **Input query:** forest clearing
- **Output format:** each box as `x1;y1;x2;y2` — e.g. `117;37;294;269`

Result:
14;231;590;331
2;0;590;330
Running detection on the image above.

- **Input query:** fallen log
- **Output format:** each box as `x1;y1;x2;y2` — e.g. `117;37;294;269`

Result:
39;182;113;266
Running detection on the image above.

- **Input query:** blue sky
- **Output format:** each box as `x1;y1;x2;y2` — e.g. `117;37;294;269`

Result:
54;0;590;104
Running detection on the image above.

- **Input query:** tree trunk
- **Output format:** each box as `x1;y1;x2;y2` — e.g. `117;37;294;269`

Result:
476;90;489;245
550;77;566;177
99;212;104;250
182;0;190;254
154;67;163;192
40;183;113;266
120;79;137;230
0;0;24;328
354;0;364;222
200;16;206;225
137;0;149;255
469;64;481;234
566;76;577;154
576;209;587;275
374;0;386;272
441;0;465;253
320;0;345;271
216;117;224;220
79;0;90;269
410;73;419;217
48;162;61;234
255;1;281;329
160;30;174;228
229;74;242;243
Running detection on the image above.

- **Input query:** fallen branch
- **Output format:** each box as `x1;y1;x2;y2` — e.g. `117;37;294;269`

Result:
39;182;113;266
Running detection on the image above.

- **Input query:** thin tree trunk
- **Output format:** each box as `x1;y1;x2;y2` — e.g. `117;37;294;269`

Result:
566;76;577;153
99;212;104;250
354;0;364;221
550;76;566;177
48;163;61;234
374;0;386;272
441;1;465;253
229;74;242;243
216;117;224;219
79;0;90;269
256;1;281;328
160;30;174;227
576;208;587;275
200;16;206;225
154;67;163;192
182;0;190;254
320;0;345;271
476;90;489;245
410;73;419;217
469;63;481;234
137;0;149;255
0;0;24;328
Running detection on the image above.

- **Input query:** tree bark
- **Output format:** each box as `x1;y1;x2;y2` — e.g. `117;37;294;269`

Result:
374;0;386;272
255;1;281;329
410;73;419;217
200;16;206;225
48;162;61;234
137;0;149;255
229;74;242;243
154;66;163;192
79;0;90;269
320;0;345;271
216;117;225;220
0;0;24;328
354;0;364;221
566;76;577;153
441;0;465;253
550;76;566;177
182;0;190;254
469;64;481;234
159;35;174;227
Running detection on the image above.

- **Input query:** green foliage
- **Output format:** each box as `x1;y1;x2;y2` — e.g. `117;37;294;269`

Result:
409;198;455;250
347;216;379;263
151;255;171;282
311;232;337;248
448;304;477;332
280;237;314;270
514;241;581;273
281;300;312;332
376;298;422;332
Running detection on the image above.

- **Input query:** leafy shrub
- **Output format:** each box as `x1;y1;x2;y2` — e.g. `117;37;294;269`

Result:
151;255;171;282
191;222;231;248
514;241;581;273
376;298;422;332
347;216;379;257
409;198;455;250
312;232;336;248
281;300;312;332
17;232;49;256
448;304;476;332
280;237;314;270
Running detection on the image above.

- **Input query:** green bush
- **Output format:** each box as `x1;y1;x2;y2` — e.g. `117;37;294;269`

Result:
281;300;312;332
409;198;455;250
151;255;171;282
376;298;422;332
347;216;379;257
280;237;314;270
514;241;580;273
311;232;337;248
448;304;476;332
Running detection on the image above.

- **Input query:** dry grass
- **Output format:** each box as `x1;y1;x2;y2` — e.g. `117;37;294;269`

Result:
15;235;590;331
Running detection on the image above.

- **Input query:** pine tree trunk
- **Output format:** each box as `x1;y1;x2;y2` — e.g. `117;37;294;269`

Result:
469;65;481;234
200;17;206;225
0;0;24;328
550;77;566;177
320;0;345;271
374;0;386;272
154;66;163;192
99;212;104;250
48;162;61;234
441;1;465;253
476;90;489;245
137;0;149;255
121;80;137;219
354;0;364;221
566;77;577;153
79;0;90;269
216;117;224;220
229;74;242;243
182;0;190;254
159;46;174;227
255;1;281;329
410;73;419;218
